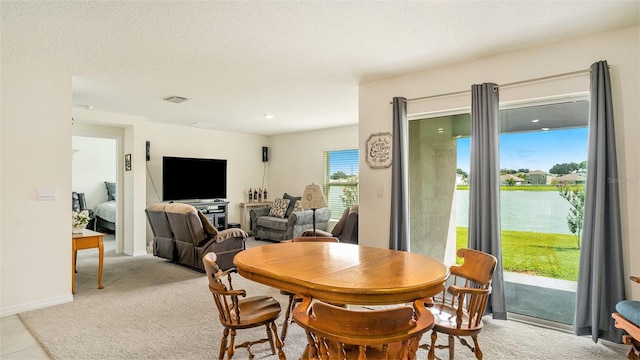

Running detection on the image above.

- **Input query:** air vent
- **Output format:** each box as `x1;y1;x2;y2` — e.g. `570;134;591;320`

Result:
164;96;189;103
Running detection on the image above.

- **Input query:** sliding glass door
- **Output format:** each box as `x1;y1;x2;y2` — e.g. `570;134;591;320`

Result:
409;96;588;325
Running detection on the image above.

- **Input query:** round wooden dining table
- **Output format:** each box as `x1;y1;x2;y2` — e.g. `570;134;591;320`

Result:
234;242;449;305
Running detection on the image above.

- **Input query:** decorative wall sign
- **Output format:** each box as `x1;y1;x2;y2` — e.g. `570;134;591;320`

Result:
365;132;392;168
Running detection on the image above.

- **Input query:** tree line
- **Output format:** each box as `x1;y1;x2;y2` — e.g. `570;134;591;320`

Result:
457;160;586;179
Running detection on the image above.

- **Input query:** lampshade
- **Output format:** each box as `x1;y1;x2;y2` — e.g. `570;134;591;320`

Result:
300;183;326;209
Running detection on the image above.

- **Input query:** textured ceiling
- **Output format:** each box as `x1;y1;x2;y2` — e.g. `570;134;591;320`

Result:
2;1;638;136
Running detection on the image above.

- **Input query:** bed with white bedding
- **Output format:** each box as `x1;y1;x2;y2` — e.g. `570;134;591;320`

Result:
94;200;116;232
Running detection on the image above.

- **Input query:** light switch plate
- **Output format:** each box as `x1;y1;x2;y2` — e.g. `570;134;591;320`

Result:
36;188;57;200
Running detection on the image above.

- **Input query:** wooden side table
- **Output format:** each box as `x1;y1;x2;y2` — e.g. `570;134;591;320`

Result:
72;229;105;294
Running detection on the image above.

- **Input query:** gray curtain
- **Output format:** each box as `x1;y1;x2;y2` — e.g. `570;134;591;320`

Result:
574;60;626;343
389;97;410;251
468;83;507;320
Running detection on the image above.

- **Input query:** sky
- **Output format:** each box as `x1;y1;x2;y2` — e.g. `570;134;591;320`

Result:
329;149;359;175
457;127;588;173
328;127;588;176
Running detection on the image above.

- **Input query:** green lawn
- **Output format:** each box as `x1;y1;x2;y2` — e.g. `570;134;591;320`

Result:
456;185;570;191
456;227;580;281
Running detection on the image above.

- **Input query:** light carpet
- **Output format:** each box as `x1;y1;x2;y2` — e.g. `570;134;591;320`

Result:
19;238;628;359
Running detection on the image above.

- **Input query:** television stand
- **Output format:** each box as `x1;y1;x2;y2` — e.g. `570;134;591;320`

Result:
185;200;229;230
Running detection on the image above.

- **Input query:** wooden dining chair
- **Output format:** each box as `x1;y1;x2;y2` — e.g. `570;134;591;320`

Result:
420;248;497;360
612;275;640;360
293;295;434;360
280;236;340;343
203;252;285;360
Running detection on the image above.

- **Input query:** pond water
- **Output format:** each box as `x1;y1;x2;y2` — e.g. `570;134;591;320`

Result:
456;190;573;234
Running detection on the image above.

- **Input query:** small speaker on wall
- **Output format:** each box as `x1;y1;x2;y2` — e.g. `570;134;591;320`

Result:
262;146;269;162
146;141;150;161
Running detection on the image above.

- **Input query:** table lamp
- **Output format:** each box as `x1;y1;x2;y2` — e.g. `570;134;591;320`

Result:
300;183;327;236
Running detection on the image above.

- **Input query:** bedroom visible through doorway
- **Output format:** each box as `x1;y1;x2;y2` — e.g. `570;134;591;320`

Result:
72;136;118;255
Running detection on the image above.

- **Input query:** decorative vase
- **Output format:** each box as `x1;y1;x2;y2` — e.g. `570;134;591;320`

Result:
72;225;85;234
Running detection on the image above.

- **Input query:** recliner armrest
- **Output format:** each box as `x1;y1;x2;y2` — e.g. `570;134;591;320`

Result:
214;228;248;243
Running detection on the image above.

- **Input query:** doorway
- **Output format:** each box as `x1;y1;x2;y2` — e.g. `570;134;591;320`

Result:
72;135;118;254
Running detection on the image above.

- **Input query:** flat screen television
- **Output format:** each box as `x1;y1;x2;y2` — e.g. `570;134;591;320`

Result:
162;156;227;201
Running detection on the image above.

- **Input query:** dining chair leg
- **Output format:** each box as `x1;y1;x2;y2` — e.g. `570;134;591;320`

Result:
228;329;236;359
280;293;295;342
269;321;286;360
472;335;482;359
219;328;229;360
448;334;455;360
266;323;276;354
428;331;437;360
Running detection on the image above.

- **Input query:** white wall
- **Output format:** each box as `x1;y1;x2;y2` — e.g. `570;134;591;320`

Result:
268;125;359;202
359;26;639;300
72;136;117;209
1;62;74;315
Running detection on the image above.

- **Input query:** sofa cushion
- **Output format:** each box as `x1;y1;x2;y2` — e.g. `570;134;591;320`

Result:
292;199;307;212
269;198;290;218
256;216;289;232
283;193;301;217
616;300;640;326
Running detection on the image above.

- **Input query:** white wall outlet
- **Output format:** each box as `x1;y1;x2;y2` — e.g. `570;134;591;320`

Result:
377;186;383;198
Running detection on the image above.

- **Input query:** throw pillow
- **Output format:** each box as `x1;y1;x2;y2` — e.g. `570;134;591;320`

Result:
269;198;290;218
283;192;301;217
197;211;218;236
292;199;306;213
104;181;116;201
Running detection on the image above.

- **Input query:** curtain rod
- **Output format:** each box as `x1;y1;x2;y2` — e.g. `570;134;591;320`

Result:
394;67;593;104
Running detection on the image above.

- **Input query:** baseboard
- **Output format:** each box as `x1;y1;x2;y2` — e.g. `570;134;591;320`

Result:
1;294;73;317
124;249;150;257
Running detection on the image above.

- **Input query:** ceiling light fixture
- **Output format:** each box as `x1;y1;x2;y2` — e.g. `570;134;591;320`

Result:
164;96;189;103
541;127;550;131
531;119;539;123
264;114;275;120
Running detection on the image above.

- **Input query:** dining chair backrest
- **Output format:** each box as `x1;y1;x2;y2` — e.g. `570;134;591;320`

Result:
203;252;285;359
280;235;339;344
203;252;243;325
293;295;434;359
423;248;497;359
291;236;339;243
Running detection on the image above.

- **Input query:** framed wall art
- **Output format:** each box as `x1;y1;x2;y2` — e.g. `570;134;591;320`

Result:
365;132;392;169
125;153;132;171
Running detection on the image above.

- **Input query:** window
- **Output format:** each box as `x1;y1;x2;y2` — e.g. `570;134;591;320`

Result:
323;149;359;219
